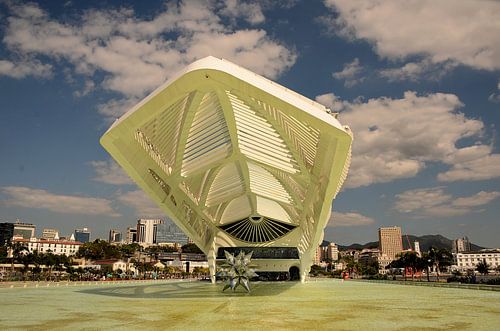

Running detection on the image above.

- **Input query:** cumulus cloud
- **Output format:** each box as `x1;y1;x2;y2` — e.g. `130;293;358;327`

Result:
0;59;52;79
220;0;265;24
437;153;500;182
328;211;375;227
323;0;500;79
394;187;500;218
321;91;500;188
89;159;134;185
0;186;120;217
2;1;296;119
379;59;456;82
117;190;164;218
332;58;364;87
315;92;346;112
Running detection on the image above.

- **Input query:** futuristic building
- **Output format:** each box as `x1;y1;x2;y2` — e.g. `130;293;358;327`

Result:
101;56;352;282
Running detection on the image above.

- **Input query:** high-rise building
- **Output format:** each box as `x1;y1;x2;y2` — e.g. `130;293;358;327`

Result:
109;229;122;243
314;246;323;265
326;242;339;261
378;226;403;260
156;218;188;245
452;237;471;253
137;219;163;244
414;241;421;257
126;227;137;244
0;223;14;246
13;221;36;239
42;228;59;240
74;227;91;243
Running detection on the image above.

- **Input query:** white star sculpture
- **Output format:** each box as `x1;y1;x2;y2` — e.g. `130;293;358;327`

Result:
221;250;258;292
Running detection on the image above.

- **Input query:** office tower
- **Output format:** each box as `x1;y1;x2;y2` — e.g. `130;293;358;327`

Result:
378;226;403;260
136;219;163;244
156;218;188;245
314;246;323;265
42;228;60;240
414;241;421;257
0;222;15;246
109;229;122;243
126;227;137;244
74;227;91;243
326;242;339;261
452;237;471;253
13;220;36;239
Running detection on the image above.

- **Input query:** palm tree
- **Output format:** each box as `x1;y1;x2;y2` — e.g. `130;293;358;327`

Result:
428;247;452;282
420;252;432;282
9;241;28;279
42;251;57;281
476;259;489;275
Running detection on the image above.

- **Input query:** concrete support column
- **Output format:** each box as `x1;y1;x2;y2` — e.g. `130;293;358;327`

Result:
300;253;313;283
207;239;217;284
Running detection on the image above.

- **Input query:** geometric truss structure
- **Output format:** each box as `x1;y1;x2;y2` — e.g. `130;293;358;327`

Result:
100;56;352;283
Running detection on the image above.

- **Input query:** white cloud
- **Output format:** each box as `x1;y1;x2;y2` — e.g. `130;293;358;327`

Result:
324;0;500;77
2;1;296;119
379;59;456;82
89;160;134;185
220;0;265;24
453;191;500;208
117;190;164;218
73;79;95;98
438;153;500;182
394;187;500;218
328;211;375;227
488;82;500;103
315;92;346;112
328;91;500;188
332;58;364;87
0;59;52;79
0;186;120;217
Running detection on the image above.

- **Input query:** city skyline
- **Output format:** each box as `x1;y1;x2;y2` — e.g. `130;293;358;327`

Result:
1;1;499;247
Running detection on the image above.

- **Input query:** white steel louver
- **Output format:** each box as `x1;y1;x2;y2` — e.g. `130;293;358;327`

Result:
227;91;299;174
181;92;232;176
206;163;245;207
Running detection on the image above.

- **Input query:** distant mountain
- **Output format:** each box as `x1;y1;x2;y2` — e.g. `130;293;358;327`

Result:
330;234;485;252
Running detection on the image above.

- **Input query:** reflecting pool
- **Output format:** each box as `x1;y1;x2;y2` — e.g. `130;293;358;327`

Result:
1;279;499;330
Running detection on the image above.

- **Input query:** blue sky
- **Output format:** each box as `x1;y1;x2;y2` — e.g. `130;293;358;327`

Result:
0;0;499;247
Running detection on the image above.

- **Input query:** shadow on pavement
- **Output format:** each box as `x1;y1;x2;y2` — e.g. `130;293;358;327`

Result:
78;281;298;299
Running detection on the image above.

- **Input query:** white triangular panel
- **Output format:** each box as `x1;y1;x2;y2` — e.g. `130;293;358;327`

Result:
256;196;293;224
206;163;245;207
220;195;252;225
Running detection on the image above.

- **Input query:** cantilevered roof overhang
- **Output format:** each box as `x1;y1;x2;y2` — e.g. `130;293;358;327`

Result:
101;56;352;257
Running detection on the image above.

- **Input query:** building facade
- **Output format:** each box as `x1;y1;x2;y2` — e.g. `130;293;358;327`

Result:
137;219;163;245
0;223;14;246
126;227;137;244
13;221;36;239
109;229;122;243
379;226;403;260
12;237;82;256
42;228;59;240
326;243;339;261
156;218;188;245
456;249;500;271
74;228;91;243
452;237;471;253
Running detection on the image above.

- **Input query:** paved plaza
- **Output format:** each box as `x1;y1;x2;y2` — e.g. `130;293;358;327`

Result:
0;279;499;330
